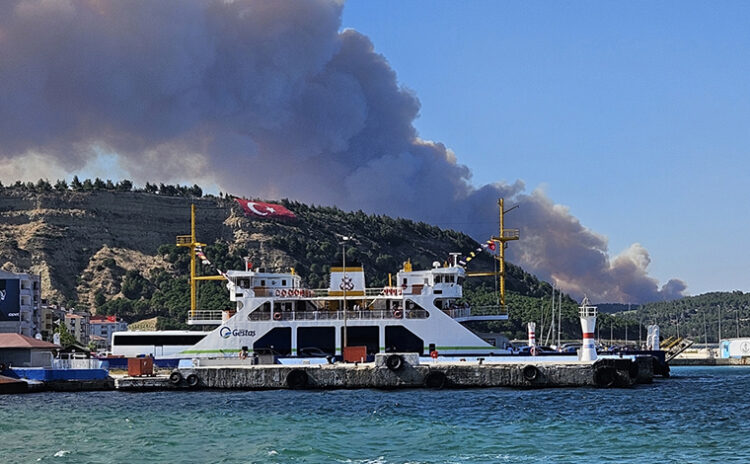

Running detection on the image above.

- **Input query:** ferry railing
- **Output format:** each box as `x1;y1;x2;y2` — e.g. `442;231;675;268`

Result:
188;310;226;323
310;287;405;297
443;305;509;319
52;358;107;370
248;309;430;322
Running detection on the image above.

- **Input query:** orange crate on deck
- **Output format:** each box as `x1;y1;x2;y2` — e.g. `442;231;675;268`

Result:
127;357;154;376
343;346;367;363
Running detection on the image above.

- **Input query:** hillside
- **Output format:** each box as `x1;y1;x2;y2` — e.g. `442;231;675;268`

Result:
634;291;750;342
1;182;567;330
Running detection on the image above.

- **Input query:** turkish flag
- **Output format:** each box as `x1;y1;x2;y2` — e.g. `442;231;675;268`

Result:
235;198;296;219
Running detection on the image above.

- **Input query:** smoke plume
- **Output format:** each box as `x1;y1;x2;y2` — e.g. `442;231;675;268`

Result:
0;0;686;303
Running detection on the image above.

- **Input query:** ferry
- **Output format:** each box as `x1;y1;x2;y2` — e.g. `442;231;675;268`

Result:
112;200;520;365
180;255;509;360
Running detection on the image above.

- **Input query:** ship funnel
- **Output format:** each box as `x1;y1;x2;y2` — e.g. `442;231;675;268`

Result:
579;296;597;361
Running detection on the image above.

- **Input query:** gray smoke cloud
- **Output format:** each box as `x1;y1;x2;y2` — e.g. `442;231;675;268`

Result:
0;0;686;303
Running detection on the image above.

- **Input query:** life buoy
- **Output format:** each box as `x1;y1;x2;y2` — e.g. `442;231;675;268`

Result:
430;350;439;359
275;289;281;297
286;369;308;388
393;310;402;319
424;371;447;389
186;373;199;388
385;354;404;371
529;346;537;356
280;289;287;297
273;312;282;321
522;364;539;382
169;371;183;385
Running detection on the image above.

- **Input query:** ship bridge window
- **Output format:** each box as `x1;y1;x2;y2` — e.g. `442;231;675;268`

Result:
237;278;251;289
282;279;287;286
402;278;408;286
260;280;266;286
457;276;464;286
445;275;455;284
434;275;443;284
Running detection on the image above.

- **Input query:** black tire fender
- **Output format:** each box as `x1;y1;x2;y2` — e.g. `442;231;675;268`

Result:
522;364;539;382
186;373;200;388
424;370;447;389
628;361;640;380
594;366;616;388
169;371;183;385
385;354;404;371
286;369;308;388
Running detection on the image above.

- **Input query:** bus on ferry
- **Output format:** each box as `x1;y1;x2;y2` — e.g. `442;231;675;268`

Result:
108;330;209;367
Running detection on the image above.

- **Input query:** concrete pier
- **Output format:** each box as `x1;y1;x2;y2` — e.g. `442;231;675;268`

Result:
115;354;653;391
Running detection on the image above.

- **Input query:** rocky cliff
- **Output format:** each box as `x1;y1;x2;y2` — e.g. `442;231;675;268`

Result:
0;188;547;317
1;190;255;304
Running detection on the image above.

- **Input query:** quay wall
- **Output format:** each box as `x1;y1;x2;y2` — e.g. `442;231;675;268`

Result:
670;357;750;366
120;355;652;391
191;362;597;389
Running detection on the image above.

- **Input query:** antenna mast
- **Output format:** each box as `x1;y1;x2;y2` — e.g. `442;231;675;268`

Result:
176;204;225;318
492;198;520;310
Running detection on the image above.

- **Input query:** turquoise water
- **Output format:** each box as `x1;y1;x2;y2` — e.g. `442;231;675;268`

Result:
1;366;749;463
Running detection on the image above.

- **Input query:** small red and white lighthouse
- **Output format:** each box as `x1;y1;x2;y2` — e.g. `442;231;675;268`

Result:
579;296;598;361
527;322;536;351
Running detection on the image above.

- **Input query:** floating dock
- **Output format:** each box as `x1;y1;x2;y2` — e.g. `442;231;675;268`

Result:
115;354;654;391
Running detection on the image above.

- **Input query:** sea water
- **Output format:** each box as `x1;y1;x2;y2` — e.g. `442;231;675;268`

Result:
2;366;749;463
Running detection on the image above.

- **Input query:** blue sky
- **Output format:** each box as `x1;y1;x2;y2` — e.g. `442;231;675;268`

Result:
342;1;750;295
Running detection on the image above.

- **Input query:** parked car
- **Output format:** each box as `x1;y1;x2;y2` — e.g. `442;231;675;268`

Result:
298;347;331;357
518;345;554;355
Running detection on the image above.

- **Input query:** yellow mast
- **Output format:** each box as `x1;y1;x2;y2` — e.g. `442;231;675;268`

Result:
176;204;224;318
466;198;519;310
493;198;520;308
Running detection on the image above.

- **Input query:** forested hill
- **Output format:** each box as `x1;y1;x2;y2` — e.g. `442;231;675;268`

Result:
0;180;554;328
635;291;750;342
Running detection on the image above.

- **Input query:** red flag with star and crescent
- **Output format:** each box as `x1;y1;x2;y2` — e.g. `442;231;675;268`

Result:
235;198;296;220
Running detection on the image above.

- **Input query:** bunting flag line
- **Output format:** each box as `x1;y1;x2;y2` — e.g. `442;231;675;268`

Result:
457;240;497;267
195;245;227;278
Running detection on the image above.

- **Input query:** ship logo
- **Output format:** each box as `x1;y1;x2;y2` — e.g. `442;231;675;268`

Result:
220;327;232;339
340;276;354;291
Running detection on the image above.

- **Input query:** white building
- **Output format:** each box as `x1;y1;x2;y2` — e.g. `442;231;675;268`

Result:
0;270;42;338
89;315;128;350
